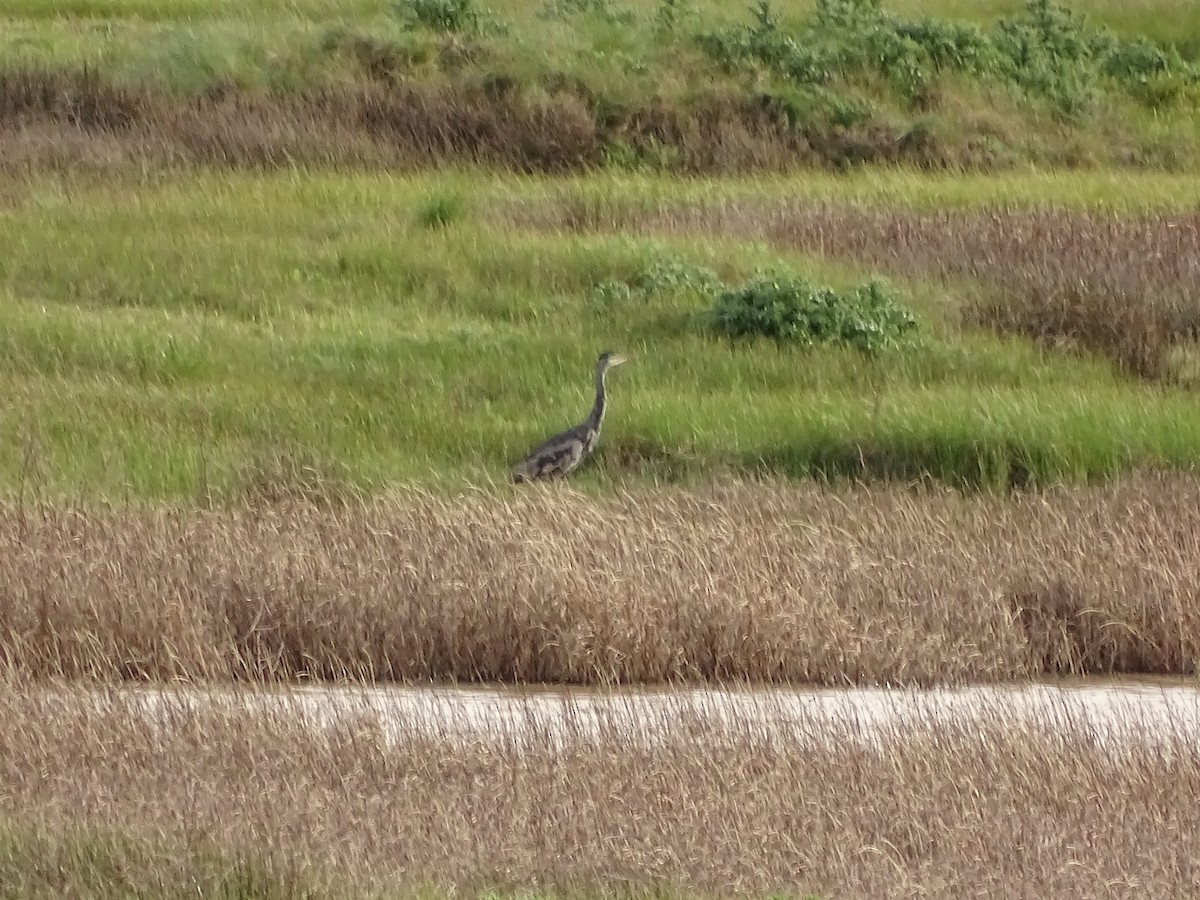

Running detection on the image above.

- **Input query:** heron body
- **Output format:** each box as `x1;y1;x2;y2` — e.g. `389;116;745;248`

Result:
511;351;628;484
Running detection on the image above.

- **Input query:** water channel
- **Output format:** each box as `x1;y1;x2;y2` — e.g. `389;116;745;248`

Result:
76;675;1200;750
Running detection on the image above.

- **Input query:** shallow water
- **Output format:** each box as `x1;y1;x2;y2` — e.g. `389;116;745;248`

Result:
78;675;1200;749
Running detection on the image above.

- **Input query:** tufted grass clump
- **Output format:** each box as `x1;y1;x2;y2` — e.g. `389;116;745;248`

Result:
414;190;471;229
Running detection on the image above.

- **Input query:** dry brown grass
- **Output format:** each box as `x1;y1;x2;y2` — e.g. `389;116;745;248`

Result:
513;199;1200;380
0;69;943;177
2;474;1200;686
1;685;1198;897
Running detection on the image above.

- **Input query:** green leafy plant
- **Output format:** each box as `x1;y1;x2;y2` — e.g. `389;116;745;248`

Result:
590;260;919;356
631;259;723;295
589;258;722;308
538;0;638;26
600;135;683;172
709;274;919;355
395;0;483;33
695;0;1200;121
654;0;695;38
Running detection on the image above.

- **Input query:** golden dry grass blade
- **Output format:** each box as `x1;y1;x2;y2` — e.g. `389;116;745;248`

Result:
1;474;1199;685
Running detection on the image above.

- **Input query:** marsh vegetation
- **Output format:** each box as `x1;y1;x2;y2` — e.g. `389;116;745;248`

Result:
3;685;1199;898
2;0;1200;896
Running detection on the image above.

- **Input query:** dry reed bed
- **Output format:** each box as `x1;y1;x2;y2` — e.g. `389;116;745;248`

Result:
2;686;1199;897
0;69;922;176
3;474;1200;685
514;199;1200;379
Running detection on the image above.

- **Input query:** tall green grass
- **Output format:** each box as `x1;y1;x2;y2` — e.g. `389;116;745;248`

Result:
497;166;1200;212
0;816;823;899
0;170;1197;501
0;819;314;899
2;817;758;900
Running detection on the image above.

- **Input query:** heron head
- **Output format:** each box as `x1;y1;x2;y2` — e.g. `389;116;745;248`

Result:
597;350;628;371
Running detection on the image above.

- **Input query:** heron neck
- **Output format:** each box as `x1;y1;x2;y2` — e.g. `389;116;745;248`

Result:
587;365;608;431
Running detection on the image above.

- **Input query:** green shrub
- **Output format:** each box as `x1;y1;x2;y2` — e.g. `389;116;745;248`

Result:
755;87;875;133
590;259;918;355
600;135;682;172
631;259;723;295
709;275;919;355
1100;36;1175;79
395;0;483;33
694;0;1200;121
538;0;638;27
589;258;722;308
696;2;835;85
1100;37;1200;107
653;0;696;39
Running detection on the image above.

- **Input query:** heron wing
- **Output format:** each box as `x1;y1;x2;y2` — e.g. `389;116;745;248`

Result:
512;425;589;482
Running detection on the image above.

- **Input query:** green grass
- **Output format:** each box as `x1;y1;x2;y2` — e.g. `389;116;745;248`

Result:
0;819;318;900
9;0;1200;85
4;0;1200;171
0;818;825;899
1;168;1198;502
8;0;1200;44
497;166;1200;212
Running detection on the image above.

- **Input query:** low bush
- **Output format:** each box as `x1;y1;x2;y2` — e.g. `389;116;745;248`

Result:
709;274;919;355
588;258;723;310
394;0;488;34
696;0;1200;120
538;0;639;27
590;260;919;355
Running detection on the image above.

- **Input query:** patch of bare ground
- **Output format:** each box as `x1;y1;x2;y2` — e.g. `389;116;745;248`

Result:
2;474;1200;685
512;199;1200;380
1;687;1198;897
0;69;952;177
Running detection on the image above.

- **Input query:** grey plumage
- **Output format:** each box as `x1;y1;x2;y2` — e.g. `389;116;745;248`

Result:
511;350;628;484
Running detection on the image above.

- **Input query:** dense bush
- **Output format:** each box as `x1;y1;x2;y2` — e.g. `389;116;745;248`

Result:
588;259;722;313
394;0;486;33
709;275;919;355
591;260;920;355
538;0;638;27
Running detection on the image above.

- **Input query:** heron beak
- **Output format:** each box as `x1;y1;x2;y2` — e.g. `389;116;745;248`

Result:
611;353;629;366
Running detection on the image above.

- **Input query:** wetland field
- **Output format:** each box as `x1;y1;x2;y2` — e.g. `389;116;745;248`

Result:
2;0;1200;896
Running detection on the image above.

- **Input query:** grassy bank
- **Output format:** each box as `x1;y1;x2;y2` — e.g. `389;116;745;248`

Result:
2;170;1199;500
3;0;1200;173
1;685;1197;898
4;474;1200;685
